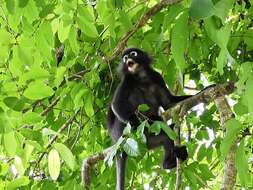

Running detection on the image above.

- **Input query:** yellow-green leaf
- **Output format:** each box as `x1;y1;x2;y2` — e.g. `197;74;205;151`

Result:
54;143;76;170
48;149;61;181
24;81;54;100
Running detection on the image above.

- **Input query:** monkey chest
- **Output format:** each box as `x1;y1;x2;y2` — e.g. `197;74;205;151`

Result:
129;85;161;109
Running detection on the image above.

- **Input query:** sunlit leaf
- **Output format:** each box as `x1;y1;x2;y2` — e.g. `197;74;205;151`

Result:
171;11;189;70
6;176;29;190
58;17;71;43
54;143;76;170
84;90;94;117
54;66;66;87
123;138;139;157
138;104;150;112
23;112;43;124
24;81;54;100
77;7;98;38
48;149;61;181
4;131;17;156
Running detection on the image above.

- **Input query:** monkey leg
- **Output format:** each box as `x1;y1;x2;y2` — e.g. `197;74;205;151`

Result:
163;141;177;169
145;130;188;169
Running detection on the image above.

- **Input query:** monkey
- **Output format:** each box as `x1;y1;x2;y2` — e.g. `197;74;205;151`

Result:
107;47;191;190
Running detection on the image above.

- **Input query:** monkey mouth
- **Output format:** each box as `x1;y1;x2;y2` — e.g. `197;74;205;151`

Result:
126;59;135;67
126;58;138;73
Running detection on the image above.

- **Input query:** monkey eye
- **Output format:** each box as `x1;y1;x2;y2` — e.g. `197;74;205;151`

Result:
123;55;128;62
130;51;138;57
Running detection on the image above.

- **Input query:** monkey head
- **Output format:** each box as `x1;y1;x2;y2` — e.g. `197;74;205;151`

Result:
118;48;152;75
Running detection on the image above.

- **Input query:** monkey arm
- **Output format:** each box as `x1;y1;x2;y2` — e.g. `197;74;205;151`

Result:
111;79;137;124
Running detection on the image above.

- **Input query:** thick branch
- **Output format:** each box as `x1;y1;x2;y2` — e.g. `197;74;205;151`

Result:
81;147;113;190
162;82;235;120
215;97;236;190
108;0;183;62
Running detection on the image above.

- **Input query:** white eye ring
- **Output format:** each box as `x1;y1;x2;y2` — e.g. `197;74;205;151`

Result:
123;55;128;62
130;51;138;57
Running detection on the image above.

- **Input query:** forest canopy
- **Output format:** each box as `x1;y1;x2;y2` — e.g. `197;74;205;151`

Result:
0;0;252;190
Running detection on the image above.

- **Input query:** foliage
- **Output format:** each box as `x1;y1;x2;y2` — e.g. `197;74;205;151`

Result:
0;0;252;189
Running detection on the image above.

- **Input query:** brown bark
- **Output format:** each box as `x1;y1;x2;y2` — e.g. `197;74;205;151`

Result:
215;97;237;190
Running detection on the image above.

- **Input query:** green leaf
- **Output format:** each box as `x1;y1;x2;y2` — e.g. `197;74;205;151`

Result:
123;123;131;135
68;27;79;52
6;176;29;190
25;140;43;151
138;104;150;112
190;0;214;19
84;91;94;117
214;0;233;22
22;64;50;82
4;131;17;156
198;164;214;180
14;156;25;175
234;99;248;116
220;119;242;158
204;18;232;74
149;121;161;135
150;121;177;140
171;10;189;70
23;81;54;100
5;0;15;14
54;66;66;87
235;140;250;186
18;0;29;8
0;29;12;45
54;143;76;170
3;97;25;111
58;17;71;43
77;7;98;38
245;75;253;113
35;22;54;61
160;123;177;140
48;149;61;181
20;128;43;144
23;112;43;124
244;29;253;51
204;18;231;49
123;138;139;157
197;144;206;161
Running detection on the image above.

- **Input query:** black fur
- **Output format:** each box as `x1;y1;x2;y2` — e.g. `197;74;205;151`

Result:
108;48;190;190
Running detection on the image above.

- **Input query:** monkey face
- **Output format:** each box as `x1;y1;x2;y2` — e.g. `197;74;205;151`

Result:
119;48;152;75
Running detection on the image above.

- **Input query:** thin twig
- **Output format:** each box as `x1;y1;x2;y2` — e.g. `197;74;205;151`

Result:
36;110;80;167
41;97;60;116
107;0;183;62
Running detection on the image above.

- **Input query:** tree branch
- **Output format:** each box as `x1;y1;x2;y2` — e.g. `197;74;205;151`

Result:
107;0;183;62
81;147;113;190
161;82;235;119
215;97;237;190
